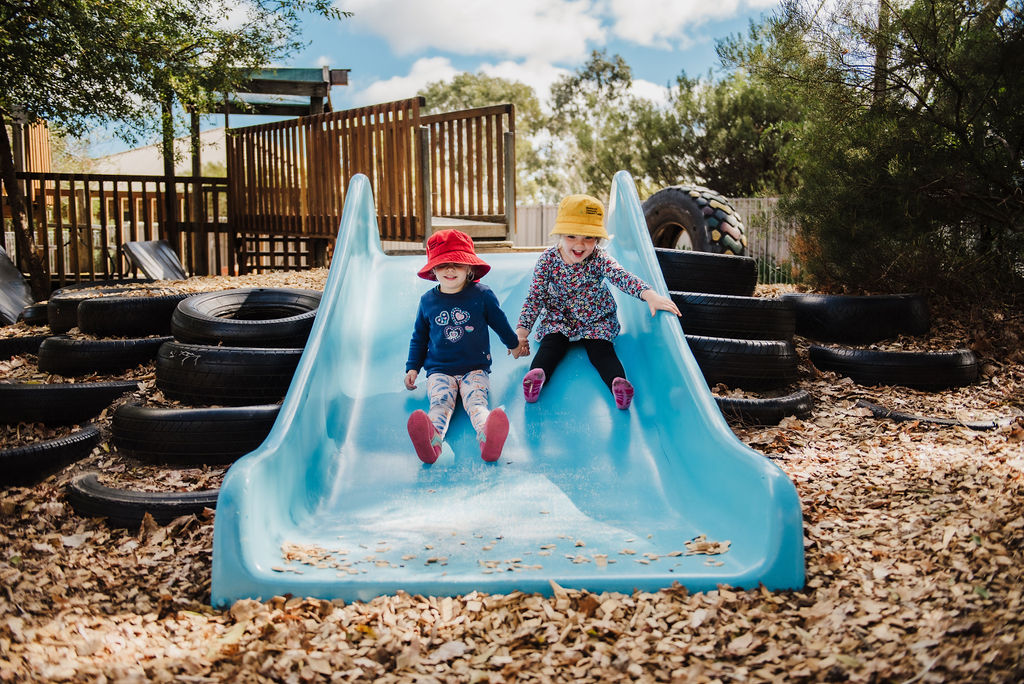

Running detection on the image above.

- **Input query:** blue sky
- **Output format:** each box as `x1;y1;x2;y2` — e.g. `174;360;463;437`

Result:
93;0;782;154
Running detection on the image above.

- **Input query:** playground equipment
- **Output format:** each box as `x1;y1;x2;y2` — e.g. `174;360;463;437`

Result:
211;171;804;605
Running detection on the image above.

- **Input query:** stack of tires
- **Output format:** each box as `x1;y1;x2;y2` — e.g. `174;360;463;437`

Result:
1;281;183;486
67;287;321;527
655;248;811;425
783;293;979;391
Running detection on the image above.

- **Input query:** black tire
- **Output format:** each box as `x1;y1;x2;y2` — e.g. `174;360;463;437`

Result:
782;293;930;343
172;288;321;348
47;284;161;334
0;426;100;486
17;303;49;326
78;292;191;337
155;341;303;406
37;335;172;376
685;335;799;388
0;334;48;360
655;248;757;296
715;390;813;425
112;403;280;463
808;345;978;390
643;185;748;255
66;472;219;528
671;292;795;341
0;381;140;425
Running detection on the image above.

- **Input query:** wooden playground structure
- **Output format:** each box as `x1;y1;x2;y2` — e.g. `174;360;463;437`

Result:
2;96;516;287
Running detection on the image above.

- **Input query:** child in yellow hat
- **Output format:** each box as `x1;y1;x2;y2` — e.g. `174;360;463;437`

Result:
515;194;681;409
406;229;530;464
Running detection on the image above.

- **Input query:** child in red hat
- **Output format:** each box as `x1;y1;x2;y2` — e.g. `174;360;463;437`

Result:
405;229;530;463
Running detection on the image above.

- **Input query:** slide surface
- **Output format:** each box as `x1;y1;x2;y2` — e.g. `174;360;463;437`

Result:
212;172;804;606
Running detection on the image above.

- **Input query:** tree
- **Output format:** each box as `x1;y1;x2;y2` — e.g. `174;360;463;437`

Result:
722;0;1024;295
635;70;803;197
418;73;549;202
0;0;347;299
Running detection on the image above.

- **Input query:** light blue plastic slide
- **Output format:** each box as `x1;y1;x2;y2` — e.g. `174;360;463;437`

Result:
211;171;804;606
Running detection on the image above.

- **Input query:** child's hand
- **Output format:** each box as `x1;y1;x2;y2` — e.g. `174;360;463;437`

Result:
509;339;531;358
641;289;682;317
404;370;419;390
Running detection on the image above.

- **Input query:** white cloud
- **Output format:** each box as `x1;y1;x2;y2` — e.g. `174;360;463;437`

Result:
629;78;670;107
477;59;571;105
607;0;743;47
343;0;605;63
349;57;459;106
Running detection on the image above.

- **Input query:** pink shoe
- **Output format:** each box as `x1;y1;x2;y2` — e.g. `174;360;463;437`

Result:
407;409;442;464
523;368;545;403
612;377;634;410
479;408;509;462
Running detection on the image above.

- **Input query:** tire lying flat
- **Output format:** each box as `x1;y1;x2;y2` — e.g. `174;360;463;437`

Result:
715;390;813;425
671;292;795;341
656;249;757;297
37;335;172;376
0;426;100;486
155;341;303;406
0;334;48;360
0;381;140;425
112;403;280;463
67;472;219;528
782;293;930;343
686;335;799;388
172;288;321;347
78;293;192;337
808;345;978;390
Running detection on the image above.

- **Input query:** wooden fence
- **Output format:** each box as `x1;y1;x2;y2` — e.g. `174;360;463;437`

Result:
226;99;516;244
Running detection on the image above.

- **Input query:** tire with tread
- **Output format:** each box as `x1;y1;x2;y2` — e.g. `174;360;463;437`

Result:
782;293;929;343
0;334;48;360
0;426;100;486
112;403;280;463
808;345;978;390
78;293;191;337
715;390;813;425
686;334;799;388
37;335;172;376
66;472;219;528
155;341;303;406
0;381;140;425
643;185;748;255
656;248;757;296
172;287;321;347
671;292;795;340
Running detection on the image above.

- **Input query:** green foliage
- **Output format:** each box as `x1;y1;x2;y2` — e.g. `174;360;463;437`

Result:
725;0;1024;296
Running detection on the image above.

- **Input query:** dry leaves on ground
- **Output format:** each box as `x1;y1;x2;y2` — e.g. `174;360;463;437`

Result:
0;276;1022;682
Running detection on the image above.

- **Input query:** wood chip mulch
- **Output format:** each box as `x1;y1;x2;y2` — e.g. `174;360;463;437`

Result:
1;273;1022;682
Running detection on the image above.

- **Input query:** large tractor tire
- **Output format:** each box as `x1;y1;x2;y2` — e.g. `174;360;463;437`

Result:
643;185;748;256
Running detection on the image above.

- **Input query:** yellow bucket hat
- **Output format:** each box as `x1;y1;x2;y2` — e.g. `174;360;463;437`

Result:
550;194;608;239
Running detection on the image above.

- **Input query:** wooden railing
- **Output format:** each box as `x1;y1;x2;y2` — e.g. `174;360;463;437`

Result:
2;172;232;286
226;99;516;243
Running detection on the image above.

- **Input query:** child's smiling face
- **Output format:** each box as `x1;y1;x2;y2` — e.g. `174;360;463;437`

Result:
559;235;599;264
433;262;472;293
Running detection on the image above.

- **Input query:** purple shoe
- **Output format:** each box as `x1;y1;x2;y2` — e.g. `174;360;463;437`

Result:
407;409;441;464
479;408;509;462
523;368;545;403
612;377;634;410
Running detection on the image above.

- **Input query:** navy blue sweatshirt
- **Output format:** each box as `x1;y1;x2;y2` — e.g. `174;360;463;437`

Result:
406;282;519;376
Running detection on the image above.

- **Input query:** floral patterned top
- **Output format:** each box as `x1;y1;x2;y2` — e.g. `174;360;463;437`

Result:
517;245;651;342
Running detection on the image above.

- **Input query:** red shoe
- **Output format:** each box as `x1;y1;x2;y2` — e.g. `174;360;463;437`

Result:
407;410;441;464
479;408;509;462
612;377;634;410
523;368;545;403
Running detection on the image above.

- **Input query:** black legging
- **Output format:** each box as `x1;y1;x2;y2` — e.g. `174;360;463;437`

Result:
530;333;625;390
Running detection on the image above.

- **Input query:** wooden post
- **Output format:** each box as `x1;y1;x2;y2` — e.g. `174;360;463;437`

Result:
191;109;208;274
160;92;179;251
503;130;516;242
418;126;433;247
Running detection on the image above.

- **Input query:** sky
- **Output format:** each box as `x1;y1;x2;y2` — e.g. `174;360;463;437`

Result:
92;0;783;155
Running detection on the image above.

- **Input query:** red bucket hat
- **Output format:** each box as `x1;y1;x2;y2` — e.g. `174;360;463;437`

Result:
417;229;492;281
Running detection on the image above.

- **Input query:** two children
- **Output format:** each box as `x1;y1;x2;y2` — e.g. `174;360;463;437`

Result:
404;195;680;462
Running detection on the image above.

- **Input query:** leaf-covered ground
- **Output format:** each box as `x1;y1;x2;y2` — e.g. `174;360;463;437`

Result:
1;273;1022;682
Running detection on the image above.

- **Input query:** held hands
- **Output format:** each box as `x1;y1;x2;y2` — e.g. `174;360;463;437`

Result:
404;369;418;390
641;289;682;317
509;327;531;358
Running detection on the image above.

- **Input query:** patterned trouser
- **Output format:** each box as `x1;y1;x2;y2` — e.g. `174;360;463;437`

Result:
426;369;491;439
